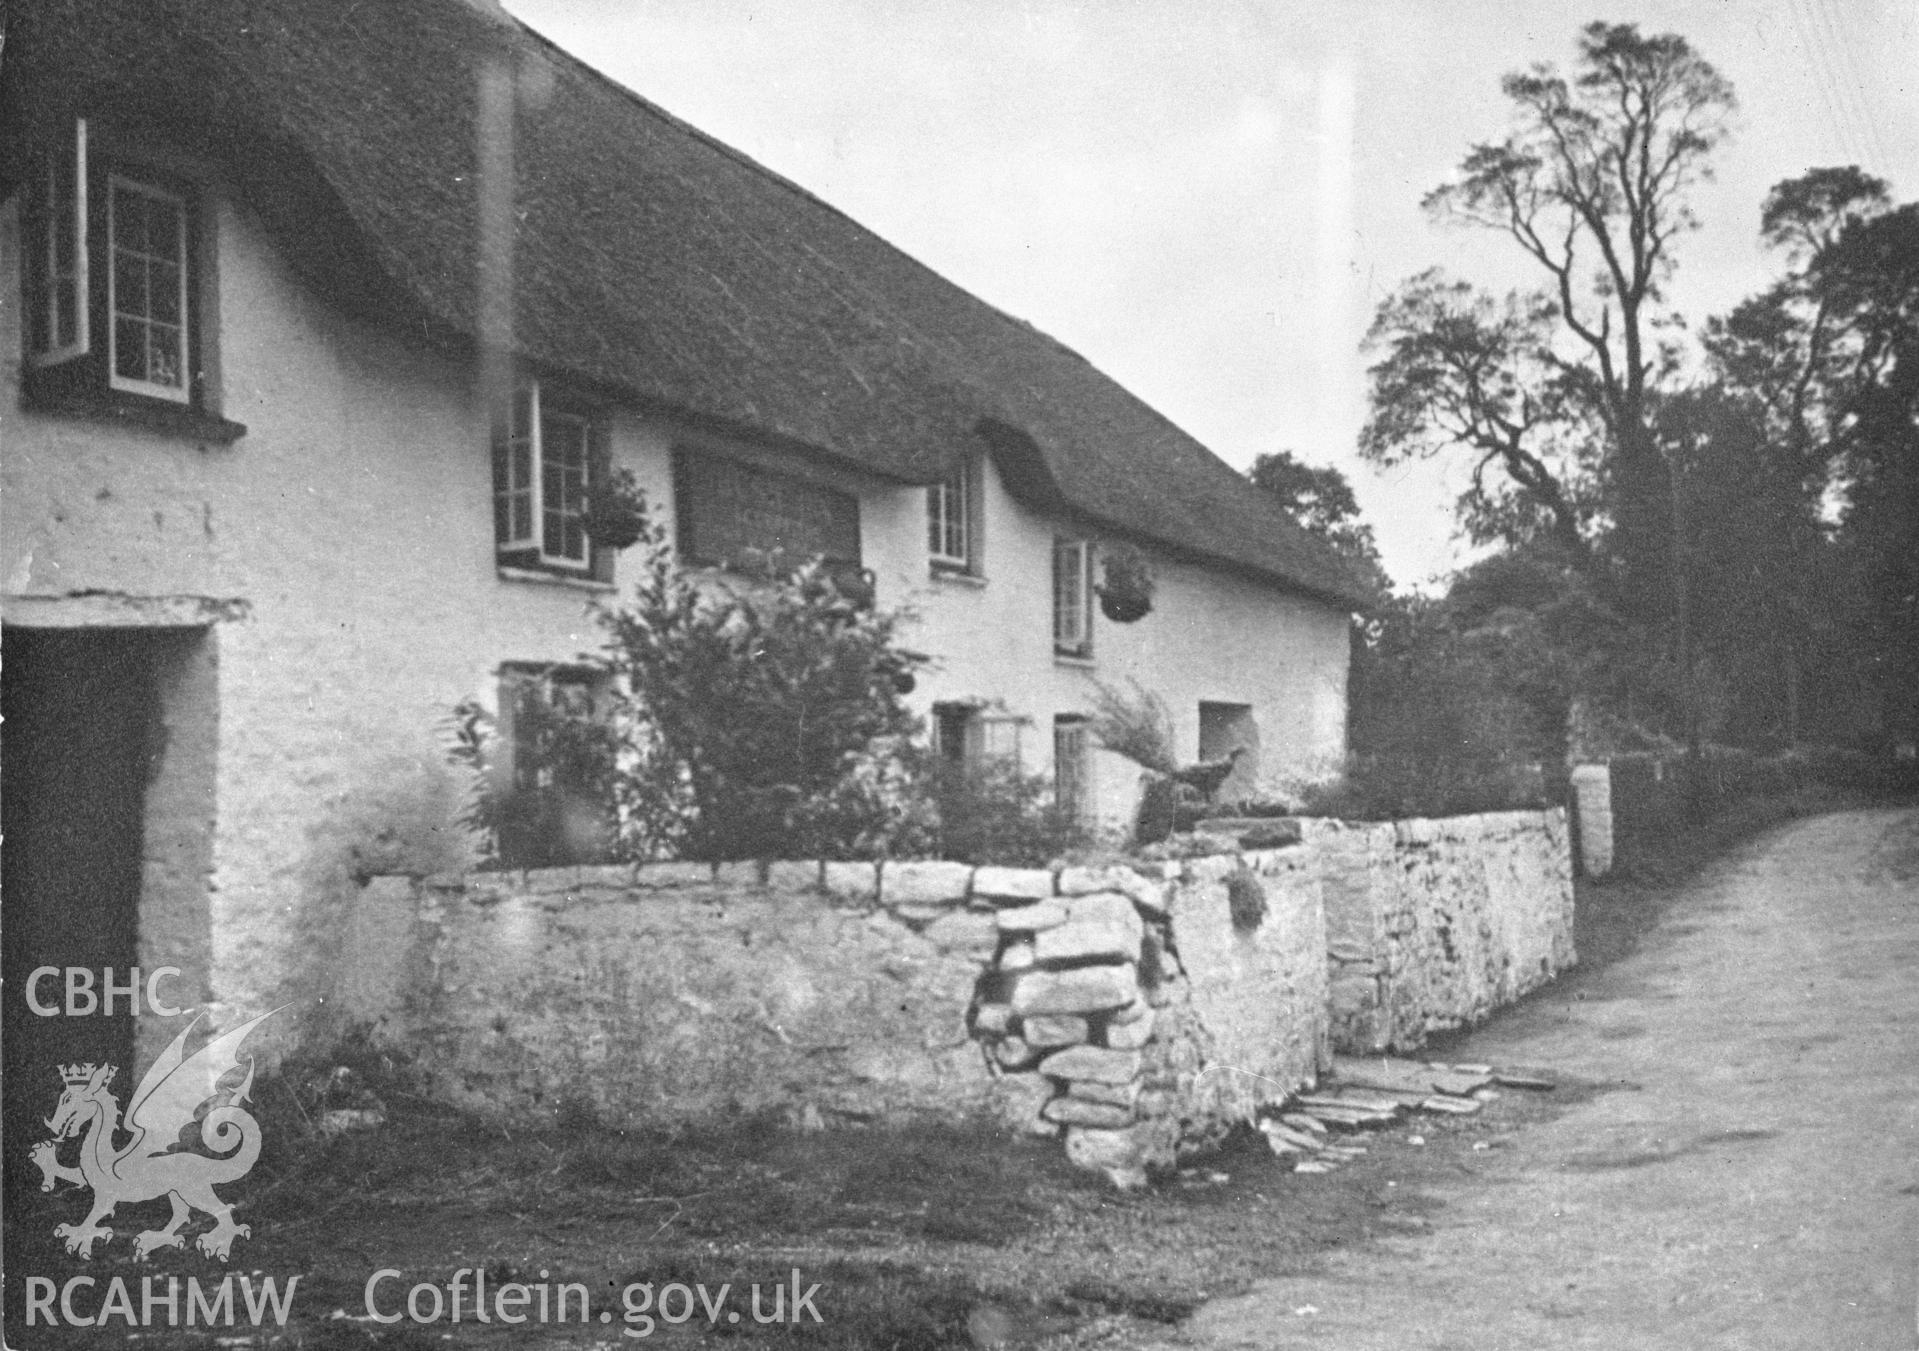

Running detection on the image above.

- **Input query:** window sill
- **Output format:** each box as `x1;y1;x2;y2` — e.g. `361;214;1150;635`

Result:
929;567;987;588
497;565;617;592
22;384;247;444
1054;652;1097;669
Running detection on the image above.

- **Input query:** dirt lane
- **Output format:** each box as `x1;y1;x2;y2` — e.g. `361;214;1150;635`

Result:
1164;807;1919;1350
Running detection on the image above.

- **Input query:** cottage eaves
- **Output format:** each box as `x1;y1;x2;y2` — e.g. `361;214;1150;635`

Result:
0;0;1377;610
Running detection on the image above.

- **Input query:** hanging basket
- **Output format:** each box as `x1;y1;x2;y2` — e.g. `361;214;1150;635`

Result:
1096;544;1156;623
581;469;652;550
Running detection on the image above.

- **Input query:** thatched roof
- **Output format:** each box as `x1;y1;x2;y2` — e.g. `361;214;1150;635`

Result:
1;0;1376;609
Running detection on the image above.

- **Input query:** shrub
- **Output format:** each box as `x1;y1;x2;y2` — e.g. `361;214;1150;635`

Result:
447;685;619;868
922;759;1089;866
594;502;927;862
1314;595;1558;820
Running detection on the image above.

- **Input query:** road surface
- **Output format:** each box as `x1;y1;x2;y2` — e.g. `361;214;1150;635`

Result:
1168;807;1919;1350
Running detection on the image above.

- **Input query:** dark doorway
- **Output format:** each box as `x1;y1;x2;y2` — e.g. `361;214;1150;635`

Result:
1198;701;1261;803
3;627;158;1210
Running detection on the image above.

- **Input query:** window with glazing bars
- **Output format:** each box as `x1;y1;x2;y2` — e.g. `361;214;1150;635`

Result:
495;381;595;572
1053;538;1092;657
927;460;975;570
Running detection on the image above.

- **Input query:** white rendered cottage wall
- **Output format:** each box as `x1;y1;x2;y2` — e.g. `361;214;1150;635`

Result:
1;186;669;1051
3;176;1349;1046
859;457;1351;833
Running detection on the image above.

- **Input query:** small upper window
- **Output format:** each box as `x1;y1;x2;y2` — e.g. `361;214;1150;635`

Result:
1053;538;1092;658
494;380;605;577
927;458;979;573
106;175;191;401
22;119;234;436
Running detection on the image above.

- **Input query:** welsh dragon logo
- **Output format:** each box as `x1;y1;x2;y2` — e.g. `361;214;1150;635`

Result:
30;1008;282;1262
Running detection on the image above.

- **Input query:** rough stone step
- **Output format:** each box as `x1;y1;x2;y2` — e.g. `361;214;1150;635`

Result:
1417;1094;1484;1115
1260;1133;1310;1159
1295;1094;1397;1121
1258;1121;1324;1152
1330;1054;1445;1092
1490;1069;1559;1090
1279;1112;1329;1135
1295;1106;1384;1128
1332;1054;1493;1098
1426;1069;1495;1097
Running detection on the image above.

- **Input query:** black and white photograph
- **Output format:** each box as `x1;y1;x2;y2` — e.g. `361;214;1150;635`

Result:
2;0;1915;1345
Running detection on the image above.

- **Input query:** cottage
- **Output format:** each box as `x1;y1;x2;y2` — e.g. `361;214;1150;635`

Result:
0;0;1372;1075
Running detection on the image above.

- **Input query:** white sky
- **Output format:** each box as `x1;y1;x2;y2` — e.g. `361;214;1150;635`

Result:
504;0;1919;590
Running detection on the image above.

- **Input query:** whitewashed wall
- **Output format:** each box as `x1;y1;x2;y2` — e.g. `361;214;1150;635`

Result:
3;176;1349;1045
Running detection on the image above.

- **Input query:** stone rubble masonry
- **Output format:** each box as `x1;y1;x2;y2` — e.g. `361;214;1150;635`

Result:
1010;964;1138;1015
995;901;1070;932
343;808;1574;1186
1306;809;1576;1054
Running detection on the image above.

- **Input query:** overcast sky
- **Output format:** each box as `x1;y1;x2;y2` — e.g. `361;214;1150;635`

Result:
503;0;1918;590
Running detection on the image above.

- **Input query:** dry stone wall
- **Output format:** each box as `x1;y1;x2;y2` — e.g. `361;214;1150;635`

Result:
342;808;1570;1184
1311;810;1575;1054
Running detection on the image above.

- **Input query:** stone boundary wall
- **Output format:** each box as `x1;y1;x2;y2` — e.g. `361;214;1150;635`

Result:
342;808;1569;1182
1311;809;1576;1054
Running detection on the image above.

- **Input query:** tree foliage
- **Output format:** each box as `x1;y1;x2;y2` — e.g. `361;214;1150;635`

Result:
1366;22;1735;617
1359;276;1599;554
1247;449;1389;589
1701;171;1919;747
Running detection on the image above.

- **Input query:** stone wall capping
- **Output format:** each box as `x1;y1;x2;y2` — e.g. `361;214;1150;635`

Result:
1183;854;1239;886
709;861;760;889
971;865;1056;900
1127;859;1183;883
764;860;818;893
1058;865;1173;916
880;859;974;908
1056;864;1124;895
820;860;880;903
629;860;719;890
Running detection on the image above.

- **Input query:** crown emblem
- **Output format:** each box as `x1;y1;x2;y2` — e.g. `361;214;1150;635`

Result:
59;1063;101;1085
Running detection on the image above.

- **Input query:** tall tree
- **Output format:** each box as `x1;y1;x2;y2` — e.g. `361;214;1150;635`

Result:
1360;273;1598;556
1365;22;1736;620
1703;170;1919;747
